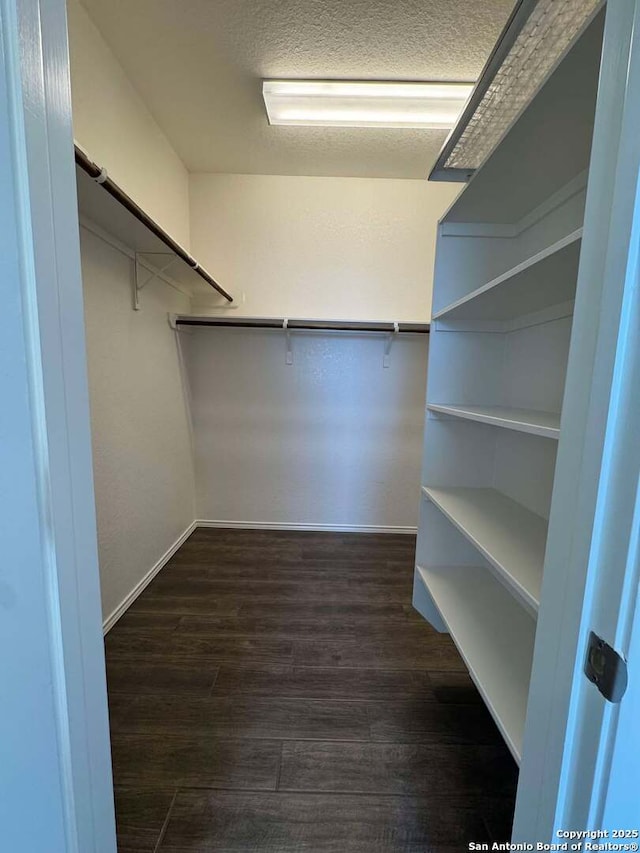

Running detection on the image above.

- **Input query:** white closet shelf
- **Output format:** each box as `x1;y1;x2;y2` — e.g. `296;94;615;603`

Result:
416;565;536;764
433;229;582;323
422;486;547;615
173;316;429;333
427;404;560;439
74;146;232;302
438;14;603;225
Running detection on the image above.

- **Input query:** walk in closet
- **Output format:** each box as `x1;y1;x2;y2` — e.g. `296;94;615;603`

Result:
9;0;634;847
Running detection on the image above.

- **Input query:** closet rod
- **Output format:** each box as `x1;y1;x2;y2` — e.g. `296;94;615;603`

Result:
74;146;233;303
174;316;430;333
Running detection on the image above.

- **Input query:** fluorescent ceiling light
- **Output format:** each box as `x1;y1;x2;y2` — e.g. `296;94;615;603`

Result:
431;0;602;179
262;80;474;129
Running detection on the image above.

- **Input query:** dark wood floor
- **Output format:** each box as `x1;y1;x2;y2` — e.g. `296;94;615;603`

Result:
105;528;517;852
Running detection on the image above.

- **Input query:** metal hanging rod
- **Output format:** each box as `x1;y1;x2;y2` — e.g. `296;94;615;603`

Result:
173;316;429;333
74;146;233;303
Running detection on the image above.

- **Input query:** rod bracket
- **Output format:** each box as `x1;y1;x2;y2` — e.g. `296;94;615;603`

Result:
283;318;293;365
383;322;399;368
134;253;180;310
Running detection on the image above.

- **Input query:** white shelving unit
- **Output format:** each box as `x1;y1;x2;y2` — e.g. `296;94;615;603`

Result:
422;487;546;615
413;6;612;836
416;565;536;762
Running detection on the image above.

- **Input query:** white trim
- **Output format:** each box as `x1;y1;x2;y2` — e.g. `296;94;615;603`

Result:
434;299;575;335
196;519;417;535
503;299;575;333
3;0;117;847
440;221;518;238
516;169;588;235
102;520;197;634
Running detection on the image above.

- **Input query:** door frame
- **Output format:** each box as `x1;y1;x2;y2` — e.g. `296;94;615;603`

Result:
0;0;116;849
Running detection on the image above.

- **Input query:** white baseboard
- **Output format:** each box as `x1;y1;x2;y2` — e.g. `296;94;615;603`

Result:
102;520;197;634
196;519;417;535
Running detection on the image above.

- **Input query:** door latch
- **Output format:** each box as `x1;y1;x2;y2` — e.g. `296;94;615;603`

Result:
584;631;628;703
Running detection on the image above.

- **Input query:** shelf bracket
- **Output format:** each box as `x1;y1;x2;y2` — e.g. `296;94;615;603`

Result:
383;322;399;368
134;253;180;310
283;318;293;365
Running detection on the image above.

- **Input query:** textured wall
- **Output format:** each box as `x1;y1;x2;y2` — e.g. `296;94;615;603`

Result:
80;228;196;621
68;0;197;622
189;173;460;320
68;8;452;608
184;327;428;529
67;0;191;247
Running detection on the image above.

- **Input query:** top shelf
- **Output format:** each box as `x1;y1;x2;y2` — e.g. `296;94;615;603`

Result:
442;11;604;225
74;146;232;302
433;229;582;324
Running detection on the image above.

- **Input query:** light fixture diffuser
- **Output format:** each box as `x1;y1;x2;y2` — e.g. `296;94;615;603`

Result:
262;80;474;129
430;0;603;180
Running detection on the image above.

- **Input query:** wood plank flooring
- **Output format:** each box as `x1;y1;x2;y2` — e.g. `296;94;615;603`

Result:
105;528;517;852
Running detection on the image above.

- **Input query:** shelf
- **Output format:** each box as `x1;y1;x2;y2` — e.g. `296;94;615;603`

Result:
74;147;232;302
422;486;547;615
441;12;603;225
433;229;582;323
427;404;560;440
416;565;536;763
173;316;429;333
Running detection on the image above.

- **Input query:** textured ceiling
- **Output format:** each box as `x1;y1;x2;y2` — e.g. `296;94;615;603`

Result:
79;0;515;178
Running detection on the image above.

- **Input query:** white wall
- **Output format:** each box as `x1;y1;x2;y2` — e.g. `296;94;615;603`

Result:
67;0;191;248
68;0;198;623
68;4;462;597
185;328;428;529
80;228;196;622
185;173;458;529
189;173;461;320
